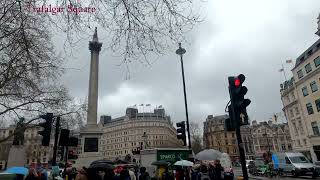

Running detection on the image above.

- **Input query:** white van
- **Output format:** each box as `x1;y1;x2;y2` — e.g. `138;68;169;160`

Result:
272;152;317;178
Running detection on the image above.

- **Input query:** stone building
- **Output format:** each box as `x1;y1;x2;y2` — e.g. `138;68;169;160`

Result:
203;115;254;161
0;125;55;167
99;106;183;160
280;14;320;161
0;126;14;169
251;120;292;154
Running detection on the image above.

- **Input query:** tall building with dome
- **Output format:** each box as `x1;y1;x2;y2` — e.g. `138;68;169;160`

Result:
98;106;184;160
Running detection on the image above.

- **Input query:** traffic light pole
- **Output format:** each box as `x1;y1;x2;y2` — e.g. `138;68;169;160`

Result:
52;117;60;166
235;120;248;180
228;76;249;180
176;43;191;149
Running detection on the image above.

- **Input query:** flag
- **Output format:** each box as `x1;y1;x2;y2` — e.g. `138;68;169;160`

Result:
286;59;293;63
278;68;284;72
146;104;151;106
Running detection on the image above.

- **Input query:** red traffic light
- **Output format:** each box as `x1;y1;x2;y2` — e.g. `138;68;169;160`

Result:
234;78;241;87
234;74;245;87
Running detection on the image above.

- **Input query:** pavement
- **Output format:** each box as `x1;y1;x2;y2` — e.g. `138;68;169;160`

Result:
233;167;320;180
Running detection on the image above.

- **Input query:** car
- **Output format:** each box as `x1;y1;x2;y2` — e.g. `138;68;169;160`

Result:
272;152;317;178
246;160;254;169
314;161;320;176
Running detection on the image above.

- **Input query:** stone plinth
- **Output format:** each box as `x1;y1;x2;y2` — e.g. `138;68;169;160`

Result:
7;146;26;167
74;125;103;168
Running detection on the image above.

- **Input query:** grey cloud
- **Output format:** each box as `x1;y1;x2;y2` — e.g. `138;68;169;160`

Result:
58;0;320;127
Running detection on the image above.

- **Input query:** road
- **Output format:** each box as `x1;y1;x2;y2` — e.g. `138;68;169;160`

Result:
233;167;320;180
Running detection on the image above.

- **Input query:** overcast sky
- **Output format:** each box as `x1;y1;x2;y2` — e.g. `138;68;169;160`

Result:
57;0;320;126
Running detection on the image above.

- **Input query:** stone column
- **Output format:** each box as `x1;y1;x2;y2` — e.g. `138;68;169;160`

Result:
87;27;102;126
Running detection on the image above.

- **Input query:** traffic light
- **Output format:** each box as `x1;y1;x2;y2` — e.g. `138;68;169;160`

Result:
176;121;186;146
228;74;251;126
58;129;70;146
38;113;53;146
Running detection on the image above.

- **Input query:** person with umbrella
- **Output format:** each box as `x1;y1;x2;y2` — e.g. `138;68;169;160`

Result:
75;167;88;180
25;168;39;180
212;160;224;180
139;167;150;180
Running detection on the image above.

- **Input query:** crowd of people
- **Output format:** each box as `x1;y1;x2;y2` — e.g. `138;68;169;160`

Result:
20;159;230;180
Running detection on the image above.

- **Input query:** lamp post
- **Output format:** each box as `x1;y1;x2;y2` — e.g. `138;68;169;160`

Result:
263;129;271;152
176;43;191;149
142;132;148;149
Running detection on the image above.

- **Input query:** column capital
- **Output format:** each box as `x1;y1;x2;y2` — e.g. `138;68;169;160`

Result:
89;41;102;52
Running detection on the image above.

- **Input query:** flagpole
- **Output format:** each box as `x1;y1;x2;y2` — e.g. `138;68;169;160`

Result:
282;64;287;81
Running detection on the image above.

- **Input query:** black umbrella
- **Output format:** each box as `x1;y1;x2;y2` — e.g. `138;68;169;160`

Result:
114;159;129;164
151;160;171;166
89;162;114;170
90;159;115;166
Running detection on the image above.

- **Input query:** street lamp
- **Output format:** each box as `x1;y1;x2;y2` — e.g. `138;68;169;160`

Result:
176;43;191;149
263;129;271;152
142;132;148;149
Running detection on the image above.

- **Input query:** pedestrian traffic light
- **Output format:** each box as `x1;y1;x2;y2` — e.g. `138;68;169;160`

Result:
176;121;186;146
38;113;53;146
225;105;236;131
228;74;251;126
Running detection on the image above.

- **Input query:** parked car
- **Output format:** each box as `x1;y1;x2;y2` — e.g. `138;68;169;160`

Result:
272;152;317;178
246;160;254;169
314;161;320;176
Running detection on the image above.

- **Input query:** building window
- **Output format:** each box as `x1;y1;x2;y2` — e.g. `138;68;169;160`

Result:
306;103;314;115
297;70;304;79
288;144;292;150
303;139;307;145
299;121;304;134
312;122;320;136
315;99;320;112
293;122;298;135
281;144;286;151
295;107;300;115
305;63;312;73
314;56;320;67
302;86;309;96
290;109;294;117
311;81;318;92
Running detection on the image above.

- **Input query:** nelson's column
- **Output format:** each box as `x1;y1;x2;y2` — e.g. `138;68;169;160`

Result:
75;28;103;168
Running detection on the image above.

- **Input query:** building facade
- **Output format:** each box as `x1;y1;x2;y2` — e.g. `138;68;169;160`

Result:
0;125;55;167
280;15;320;161
99;107;183;160
280;77;311;159
0;124;81;168
203;115;254;161
251;120;293;155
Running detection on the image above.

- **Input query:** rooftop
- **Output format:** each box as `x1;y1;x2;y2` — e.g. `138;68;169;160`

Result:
293;38;320;70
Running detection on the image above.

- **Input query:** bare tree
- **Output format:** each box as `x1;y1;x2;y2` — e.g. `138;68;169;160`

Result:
28;0;202;65
0;0;201;138
0;0;72;122
190;122;203;154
